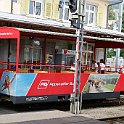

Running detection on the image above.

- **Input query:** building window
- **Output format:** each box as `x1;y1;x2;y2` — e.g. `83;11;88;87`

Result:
29;0;42;16
85;4;97;26
59;0;69;21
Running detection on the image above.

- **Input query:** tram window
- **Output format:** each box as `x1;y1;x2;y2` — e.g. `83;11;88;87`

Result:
24;47;30;63
82;52;86;65
68;43;72;50
66;56;74;66
0;39;16;70
82;43;94;66
24;45;42;69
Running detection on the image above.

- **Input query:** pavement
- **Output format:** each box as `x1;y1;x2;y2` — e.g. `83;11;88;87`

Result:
0;110;106;124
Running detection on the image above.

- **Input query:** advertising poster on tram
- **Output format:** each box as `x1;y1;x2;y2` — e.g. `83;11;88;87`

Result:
83;74;120;93
0;72;16;96
0;72;36;96
0;72;89;97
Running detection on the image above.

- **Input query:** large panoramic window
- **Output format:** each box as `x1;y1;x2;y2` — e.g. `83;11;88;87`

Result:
59;0;69;21
29;0;43;16
85;4;97;26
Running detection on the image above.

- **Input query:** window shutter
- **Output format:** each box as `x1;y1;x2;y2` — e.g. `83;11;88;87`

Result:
52;0;59;19
45;0;52;18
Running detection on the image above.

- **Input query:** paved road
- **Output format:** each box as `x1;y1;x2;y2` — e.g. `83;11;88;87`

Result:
0;110;106;124
12;116;106;124
0;101;106;124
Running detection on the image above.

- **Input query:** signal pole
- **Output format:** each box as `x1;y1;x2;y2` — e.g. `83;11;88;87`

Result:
70;0;85;114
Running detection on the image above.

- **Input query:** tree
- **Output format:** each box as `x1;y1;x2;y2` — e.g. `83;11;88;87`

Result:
107;49;124;58
108;6;116;20
107;49;116;58
120;49;124;57
121;6;124;32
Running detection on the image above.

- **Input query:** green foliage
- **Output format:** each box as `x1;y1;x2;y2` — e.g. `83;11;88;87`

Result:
104;84;115;91
121;9;124;32
107;49;124;58
83;83;90;93
120;49;124;57
108;6;116;20
107;49;116;58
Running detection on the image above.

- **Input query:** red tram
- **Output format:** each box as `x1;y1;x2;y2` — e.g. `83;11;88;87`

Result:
0;27;124;104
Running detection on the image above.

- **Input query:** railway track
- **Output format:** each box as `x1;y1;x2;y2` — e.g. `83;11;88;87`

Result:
82;96;124;124
101;117;124;124
82;97;124;109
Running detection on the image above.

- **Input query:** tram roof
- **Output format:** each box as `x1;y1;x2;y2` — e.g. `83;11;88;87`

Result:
17;28;124;44
83;26;124;38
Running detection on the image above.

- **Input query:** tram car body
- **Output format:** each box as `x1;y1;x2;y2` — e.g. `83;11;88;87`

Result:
0;27;124;104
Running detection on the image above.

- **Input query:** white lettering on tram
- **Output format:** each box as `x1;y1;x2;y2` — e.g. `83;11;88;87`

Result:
37;80;74;90
0;32;13;36
26;96;48;102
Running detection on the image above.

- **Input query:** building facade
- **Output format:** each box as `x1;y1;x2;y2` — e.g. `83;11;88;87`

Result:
0;0;109;28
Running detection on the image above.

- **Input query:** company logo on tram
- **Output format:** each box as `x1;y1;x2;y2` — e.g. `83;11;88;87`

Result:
37;80;50;89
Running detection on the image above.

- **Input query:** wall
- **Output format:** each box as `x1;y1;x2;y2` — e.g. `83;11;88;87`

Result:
19;0;29;15
0;0;29;15
0;0;109;28
0;0;11;13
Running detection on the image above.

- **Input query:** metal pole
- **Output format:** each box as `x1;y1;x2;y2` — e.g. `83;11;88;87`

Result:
116;2;123;70
11;0;13;14
70;0;85;114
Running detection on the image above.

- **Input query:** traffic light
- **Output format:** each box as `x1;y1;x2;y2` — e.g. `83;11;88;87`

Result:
69;0;78;28
69;0;77;13
59;0;63;8
70;18;80;28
